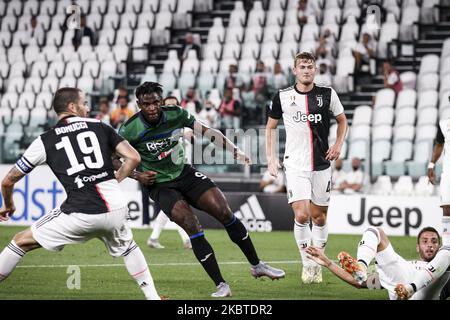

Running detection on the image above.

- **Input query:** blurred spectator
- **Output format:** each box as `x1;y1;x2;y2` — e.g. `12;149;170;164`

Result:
339;158;365;194
163;96;179;106
224;64;244;91
315;63;332;87
273;62;289;90
72;14;96;49
250;61;270;124
198;96;220;129
383;60;403;95
95;97;111;125
181;87;202;115
331;159;347;193
27;16;43;44
110;95;134;129
180;33;201;61
297;0;313;25
316;28;334;59
219;88;241;129
260;168;286;193
353;33;375;73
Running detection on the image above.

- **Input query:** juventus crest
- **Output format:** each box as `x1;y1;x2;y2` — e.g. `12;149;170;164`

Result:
316;95;323;108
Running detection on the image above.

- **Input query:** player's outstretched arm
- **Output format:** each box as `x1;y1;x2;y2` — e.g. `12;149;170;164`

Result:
0;167;25;221
265;117;280;177
428;143;443;185
114;140;141;183
306;246;366;289
194;121;251;165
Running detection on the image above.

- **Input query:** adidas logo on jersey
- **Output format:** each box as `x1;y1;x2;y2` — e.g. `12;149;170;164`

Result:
234;195;272;232
292;111;322;123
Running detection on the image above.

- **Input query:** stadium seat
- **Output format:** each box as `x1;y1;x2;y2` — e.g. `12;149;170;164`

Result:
373;107;394;126
77;76;95;93
24;77;42;94
372;124;393;141
244;26;264;44
109;0;125;14
65;60;83;78
197;73;215;98
414;176;434;196
18;91;35;110
163;50;180;75
47;60;66;78
35;91;53;110
301;22;320;42
395;107;416;126
407;140;433;178
374;88;395;109
384;140;413;177
417;108;438;126
1;92;19;110
415;124;437;141
394;125;415;142
228;1;246;27
99;60;118;80
219;58;238;73
59;76;77;88
178;73;196;96
112;44;129;62
400;71;417;90
392;176;414;196
279;42;299;60
247;1;266;27
7;46;24;65
9;61;27;77
154;11;173;30
238;58;257;74
371;175;393;195
260;41;279;61
7;77;25;93
372;140;391;176
207;17;225;44
31;60;49;78
440;74;450;96
116;28;133;46
400;5;419;41
121;13;138;30
241;42;260;59
418;90;438;111
419;54;440;75
441;107;450;120
41;0;58;16
269;0;287;10
349;125;370;142
396;89;416;109
24;45;41;65
181;50;200;74
200;59;219;74
158;72;177;93
265;10;284;27
222;43;241;60
340;16;359;42
347;139;368;160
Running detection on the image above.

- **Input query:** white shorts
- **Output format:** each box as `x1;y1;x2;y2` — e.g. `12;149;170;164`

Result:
374;244;417;300
284;167;332;206
31;207;133;257
440;173;450;206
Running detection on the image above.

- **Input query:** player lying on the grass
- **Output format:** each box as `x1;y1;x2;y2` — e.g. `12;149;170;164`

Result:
115;81;285;298
306;226;450;300
0;88;161;300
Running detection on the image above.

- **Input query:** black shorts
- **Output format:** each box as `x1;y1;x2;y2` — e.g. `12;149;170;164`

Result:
147;165;217;216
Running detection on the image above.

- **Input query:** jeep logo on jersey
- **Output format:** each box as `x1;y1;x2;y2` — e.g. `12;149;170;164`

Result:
292;111;322;123
316;95;323;108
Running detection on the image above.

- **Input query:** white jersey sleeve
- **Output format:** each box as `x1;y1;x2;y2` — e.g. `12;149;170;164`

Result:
15;136;47;174
330;88;344;117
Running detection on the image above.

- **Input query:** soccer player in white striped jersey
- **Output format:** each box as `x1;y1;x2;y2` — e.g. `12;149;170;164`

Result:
307;226;450;300
265;52;348;284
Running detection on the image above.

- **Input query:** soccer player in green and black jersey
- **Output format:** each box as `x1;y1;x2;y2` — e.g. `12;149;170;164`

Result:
117;82;285;298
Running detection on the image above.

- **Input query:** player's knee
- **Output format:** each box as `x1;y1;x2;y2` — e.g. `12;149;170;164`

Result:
215;204;233;224
13;231;33;252
376;227;389;246
311;215;326;226
294;212;310;224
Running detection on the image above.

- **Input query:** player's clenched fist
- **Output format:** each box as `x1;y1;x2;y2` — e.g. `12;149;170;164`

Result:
0;205;15;221
135;171;157;186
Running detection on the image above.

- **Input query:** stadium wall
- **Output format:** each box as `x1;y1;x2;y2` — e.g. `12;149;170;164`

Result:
0;165;442;236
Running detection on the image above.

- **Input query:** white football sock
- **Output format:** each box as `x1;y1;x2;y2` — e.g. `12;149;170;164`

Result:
412;247;450;292
150;211;168;240
176;225;190;244
123;242;160;300
294;220;314;267
357;227;380;267
312;223;328;254
442;216;450;246
0;240;25;282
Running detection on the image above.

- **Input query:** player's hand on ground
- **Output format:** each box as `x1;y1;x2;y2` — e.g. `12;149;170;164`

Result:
395;283;413;300
306;246;331;267
0;205;16;221
136;171;157;186
234;148;252;165
427;168;436;185
268;158;280;177
326;143;341;161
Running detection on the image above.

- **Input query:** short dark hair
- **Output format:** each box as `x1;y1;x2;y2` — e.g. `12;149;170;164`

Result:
52;87;81;115
135;82;163;99
163;96;179;105
294;51;316;67
417;227;440;244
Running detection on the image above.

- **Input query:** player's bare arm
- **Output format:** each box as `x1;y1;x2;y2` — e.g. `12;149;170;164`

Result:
114;140;141;183
428;142;444;185
265;117;280;177
326;113;348;161
196;121;251;165
0;167;26;220
306;246;366;289
111;153;156;186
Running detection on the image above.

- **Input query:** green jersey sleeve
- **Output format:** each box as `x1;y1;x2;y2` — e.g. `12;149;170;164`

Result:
180;108;196;128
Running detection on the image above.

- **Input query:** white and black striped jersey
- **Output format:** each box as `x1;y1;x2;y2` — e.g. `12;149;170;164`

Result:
268;84;344;172
15;116;126;214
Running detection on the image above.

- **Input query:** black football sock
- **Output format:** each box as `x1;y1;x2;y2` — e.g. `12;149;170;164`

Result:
190;232;225;286
224;216;260;266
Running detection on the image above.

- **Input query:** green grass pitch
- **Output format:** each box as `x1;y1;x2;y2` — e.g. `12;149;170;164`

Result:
0;226;418;300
